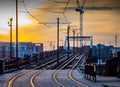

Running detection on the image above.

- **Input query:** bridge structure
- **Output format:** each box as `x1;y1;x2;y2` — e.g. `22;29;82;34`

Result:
64;36;93;54
0;35;120;87
0;51;95;87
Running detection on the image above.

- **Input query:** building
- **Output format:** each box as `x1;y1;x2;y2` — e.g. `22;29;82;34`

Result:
0;42;12;58
92;44;113;63
34;43;43;53
16;42;34;58
110;47;120;57
0;42;43;58
15;42;43;58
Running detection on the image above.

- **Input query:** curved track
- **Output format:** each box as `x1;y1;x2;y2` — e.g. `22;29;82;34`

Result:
29;70;43;87
7;54;67;87
52;54;80;87
68;55;88;87
6;54;88;87
7;70;28;87
29;54;69;87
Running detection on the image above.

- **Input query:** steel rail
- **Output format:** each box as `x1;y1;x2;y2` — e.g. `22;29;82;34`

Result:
68;54;88;87
52;54;80;87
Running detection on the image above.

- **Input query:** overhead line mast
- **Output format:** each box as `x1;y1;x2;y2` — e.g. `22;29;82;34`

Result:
16;0;18;64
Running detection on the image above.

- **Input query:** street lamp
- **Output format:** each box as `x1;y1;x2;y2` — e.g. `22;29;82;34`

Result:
16;0;19;68
8;18;13;59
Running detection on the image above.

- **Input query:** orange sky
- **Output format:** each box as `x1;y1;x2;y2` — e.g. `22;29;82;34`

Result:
0;0;120;48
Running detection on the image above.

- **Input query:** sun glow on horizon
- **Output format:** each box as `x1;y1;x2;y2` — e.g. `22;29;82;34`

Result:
0;0;120;47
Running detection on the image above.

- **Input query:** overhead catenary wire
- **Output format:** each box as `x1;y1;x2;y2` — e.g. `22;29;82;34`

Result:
21;0;71;26
35;8;64;14
48;0;71;24
63;0;70;13
48;0;67;3
62;0;71;24
81;0;86;9
63;13;69;24
22;0;48;26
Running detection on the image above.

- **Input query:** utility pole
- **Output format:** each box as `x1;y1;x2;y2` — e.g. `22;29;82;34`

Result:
8;18;13;59
60;39;63;53
50;41;52;50
76;33;79;53
16;0;19;67
67;26;70;59
76;33;80;53
73;30;75;54
53;41;55;50
57;18;60;66
98;44;101;75
115;34;117;53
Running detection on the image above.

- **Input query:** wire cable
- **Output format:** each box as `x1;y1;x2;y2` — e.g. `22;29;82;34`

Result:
81;0;86;9
62;0;71;25
48;0;67;3
22;0;48;26
63;0;70;13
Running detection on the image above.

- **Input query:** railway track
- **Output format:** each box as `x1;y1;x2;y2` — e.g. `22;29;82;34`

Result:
68;55;88;87
35;54;67;69
6;54;68;87
29;54;71;87
7;70;28;87
52;54;80;87
6;53;88;87
26;53;66;69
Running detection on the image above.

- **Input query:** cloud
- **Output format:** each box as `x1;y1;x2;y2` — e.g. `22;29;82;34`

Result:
0;0;120;47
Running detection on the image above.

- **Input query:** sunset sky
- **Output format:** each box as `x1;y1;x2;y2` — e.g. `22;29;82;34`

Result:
0;0;120;49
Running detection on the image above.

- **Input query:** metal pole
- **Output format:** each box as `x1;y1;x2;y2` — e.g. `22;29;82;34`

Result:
8;18;13;59
67;26;70;59
80;13;83;54
16;0;19;67
98;44;101;75
10;18;12;59
53;41;55;50
77;34;79;53
73;30;75;54
50;41;52;50
90;36;93;57
57;18;60;66
115;34;117;53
